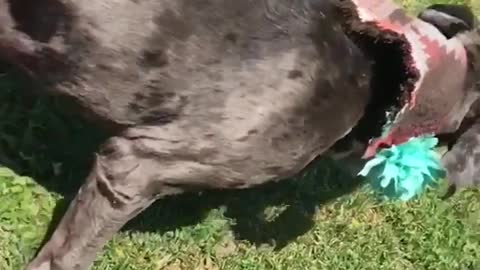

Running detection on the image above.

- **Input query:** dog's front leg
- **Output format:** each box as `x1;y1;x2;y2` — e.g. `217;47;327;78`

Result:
442;120;480;189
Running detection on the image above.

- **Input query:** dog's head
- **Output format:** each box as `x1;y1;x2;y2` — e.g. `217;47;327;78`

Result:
352;1;480;158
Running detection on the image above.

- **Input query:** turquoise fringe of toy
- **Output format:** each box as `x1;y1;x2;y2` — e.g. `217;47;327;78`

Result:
358;114;445;201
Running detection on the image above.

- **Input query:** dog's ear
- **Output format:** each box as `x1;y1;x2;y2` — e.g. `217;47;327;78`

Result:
418;4;476;39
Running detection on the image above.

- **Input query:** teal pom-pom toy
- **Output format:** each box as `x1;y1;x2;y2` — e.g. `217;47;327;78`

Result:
358;136;445;201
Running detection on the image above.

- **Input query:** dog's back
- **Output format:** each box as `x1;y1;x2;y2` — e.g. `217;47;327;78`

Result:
44;0;370;132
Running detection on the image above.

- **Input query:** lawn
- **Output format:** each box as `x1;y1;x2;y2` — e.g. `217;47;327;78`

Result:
1;1;479;270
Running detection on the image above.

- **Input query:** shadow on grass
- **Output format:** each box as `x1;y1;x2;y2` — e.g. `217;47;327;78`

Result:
0;67;364;251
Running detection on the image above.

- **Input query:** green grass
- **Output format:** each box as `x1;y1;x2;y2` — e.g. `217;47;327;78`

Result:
1;1;480;269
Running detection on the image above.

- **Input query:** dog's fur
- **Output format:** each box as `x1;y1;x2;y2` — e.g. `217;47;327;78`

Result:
0;1;374;269
418;4;480;189
0;1;478;269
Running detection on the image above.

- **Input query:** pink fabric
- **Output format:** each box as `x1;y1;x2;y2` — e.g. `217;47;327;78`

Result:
352;0;469;158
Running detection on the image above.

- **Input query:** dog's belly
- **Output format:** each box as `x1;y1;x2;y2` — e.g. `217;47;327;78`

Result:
126;53;371;188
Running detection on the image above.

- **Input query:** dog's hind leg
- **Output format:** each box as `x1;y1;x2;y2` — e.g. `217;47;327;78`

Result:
25;126;232;270
25;137;163;270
